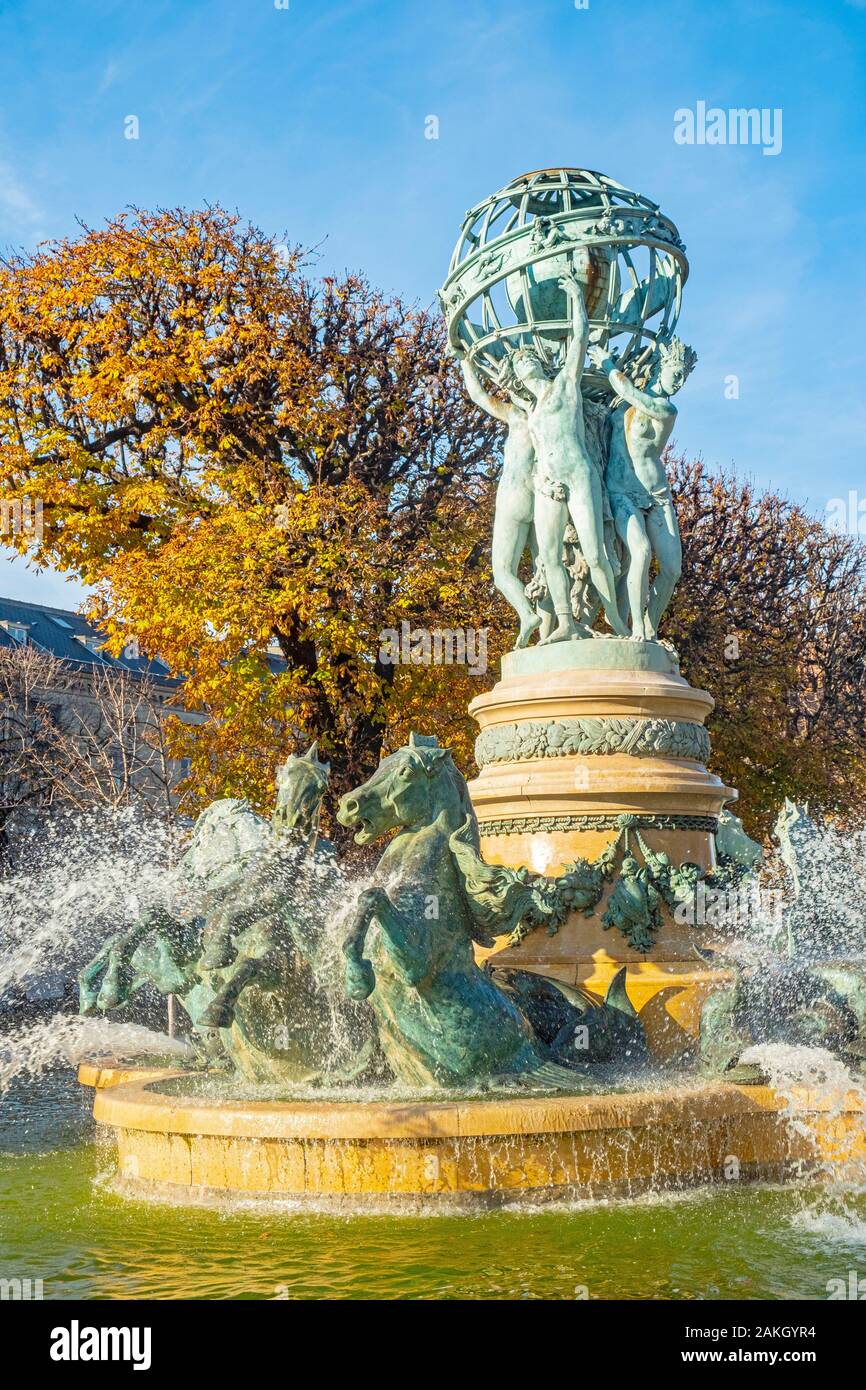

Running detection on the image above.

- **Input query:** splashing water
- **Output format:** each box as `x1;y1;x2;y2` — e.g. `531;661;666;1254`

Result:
0;807;189;1090
705;807;866;965
741;1042;866;1239
0;798;388;1095
765;812;866;961
0;806;186;995
0;1015;191;1093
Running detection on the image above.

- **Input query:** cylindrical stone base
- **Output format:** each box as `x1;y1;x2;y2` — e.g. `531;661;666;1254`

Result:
467;639;736;1056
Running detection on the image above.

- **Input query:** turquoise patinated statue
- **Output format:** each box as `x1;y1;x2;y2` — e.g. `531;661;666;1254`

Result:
79;797;280;1066
457;355;553;647
699;802;866;1081
588;336;697;637
87;732;759;1088
509;270;627;642
456;345;607;645
602;853;665;953
79;745;384;1085
337;733;645;1086
699;950;866;1084
715;807;763;875
441;167;695;649
77;732;793;1091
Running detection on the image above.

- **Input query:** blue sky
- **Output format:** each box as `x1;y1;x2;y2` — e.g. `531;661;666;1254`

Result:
1;0;865;608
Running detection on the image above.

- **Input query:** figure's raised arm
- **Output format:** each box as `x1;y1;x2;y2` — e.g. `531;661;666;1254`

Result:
459;356;516;424
559;271;590;383
608;368;676;421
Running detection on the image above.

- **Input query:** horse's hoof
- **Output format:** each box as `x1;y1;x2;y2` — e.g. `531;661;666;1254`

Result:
96;964;126;1010
200;943;237;971
198;1001;235;1028
345;959;376;1000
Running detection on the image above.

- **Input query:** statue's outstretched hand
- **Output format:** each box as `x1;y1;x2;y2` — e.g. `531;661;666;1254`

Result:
587;344;613;372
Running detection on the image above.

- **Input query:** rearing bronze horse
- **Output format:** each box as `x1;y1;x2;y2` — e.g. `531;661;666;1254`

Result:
338;733;644;1087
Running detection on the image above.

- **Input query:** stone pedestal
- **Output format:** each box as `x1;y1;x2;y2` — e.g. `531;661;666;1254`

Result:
468;639;735;1058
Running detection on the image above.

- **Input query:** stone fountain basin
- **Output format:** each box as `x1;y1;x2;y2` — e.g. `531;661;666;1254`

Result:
79;1063;864;1208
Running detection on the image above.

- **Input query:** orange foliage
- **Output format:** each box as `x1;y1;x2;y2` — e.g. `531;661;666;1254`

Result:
0;207;507;825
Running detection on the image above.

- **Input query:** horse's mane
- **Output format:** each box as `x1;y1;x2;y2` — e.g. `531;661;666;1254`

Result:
408;740;480;852
429;751;523;947
442;754;480;851
449;817;538;948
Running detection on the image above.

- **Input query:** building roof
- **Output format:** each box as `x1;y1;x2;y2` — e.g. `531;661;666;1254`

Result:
0;595;178;684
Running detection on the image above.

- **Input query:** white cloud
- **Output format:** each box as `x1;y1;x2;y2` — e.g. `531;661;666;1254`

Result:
0;158;45;243
98;59;120;93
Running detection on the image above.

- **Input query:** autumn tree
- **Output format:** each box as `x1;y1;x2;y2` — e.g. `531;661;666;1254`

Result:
0;642;187;851
0;643;65;851
667;456;866;837
0;208;503;828
3;206;864;843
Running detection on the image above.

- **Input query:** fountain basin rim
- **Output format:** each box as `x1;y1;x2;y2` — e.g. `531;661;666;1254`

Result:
78;1060;183;1090
88;1073;864;1143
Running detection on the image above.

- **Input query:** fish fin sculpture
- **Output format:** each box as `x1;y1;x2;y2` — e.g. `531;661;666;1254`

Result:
604;965;638;1018
490;963;647;1068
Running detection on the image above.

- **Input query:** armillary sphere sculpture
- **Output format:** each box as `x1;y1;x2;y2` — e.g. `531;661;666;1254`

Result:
440;167;688;398
439;167;696;647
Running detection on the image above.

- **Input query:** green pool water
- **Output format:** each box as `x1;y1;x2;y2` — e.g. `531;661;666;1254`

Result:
2;1069;865;1300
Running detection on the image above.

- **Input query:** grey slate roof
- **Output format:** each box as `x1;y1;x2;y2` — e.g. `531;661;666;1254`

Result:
0;595;177;684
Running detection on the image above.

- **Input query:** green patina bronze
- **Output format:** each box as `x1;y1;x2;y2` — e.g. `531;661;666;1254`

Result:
715;807;763;873
699;802;866;1081
500;817;754;954
501;636;678;677
77;736;851;1091
441;168;695;651
699;957;866;1083
336;733;645;1085
71;169;814;1095
79;745;384;1086
79;734;651;1090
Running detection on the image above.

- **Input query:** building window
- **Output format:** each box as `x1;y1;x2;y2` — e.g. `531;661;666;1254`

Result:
1;622;28;644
